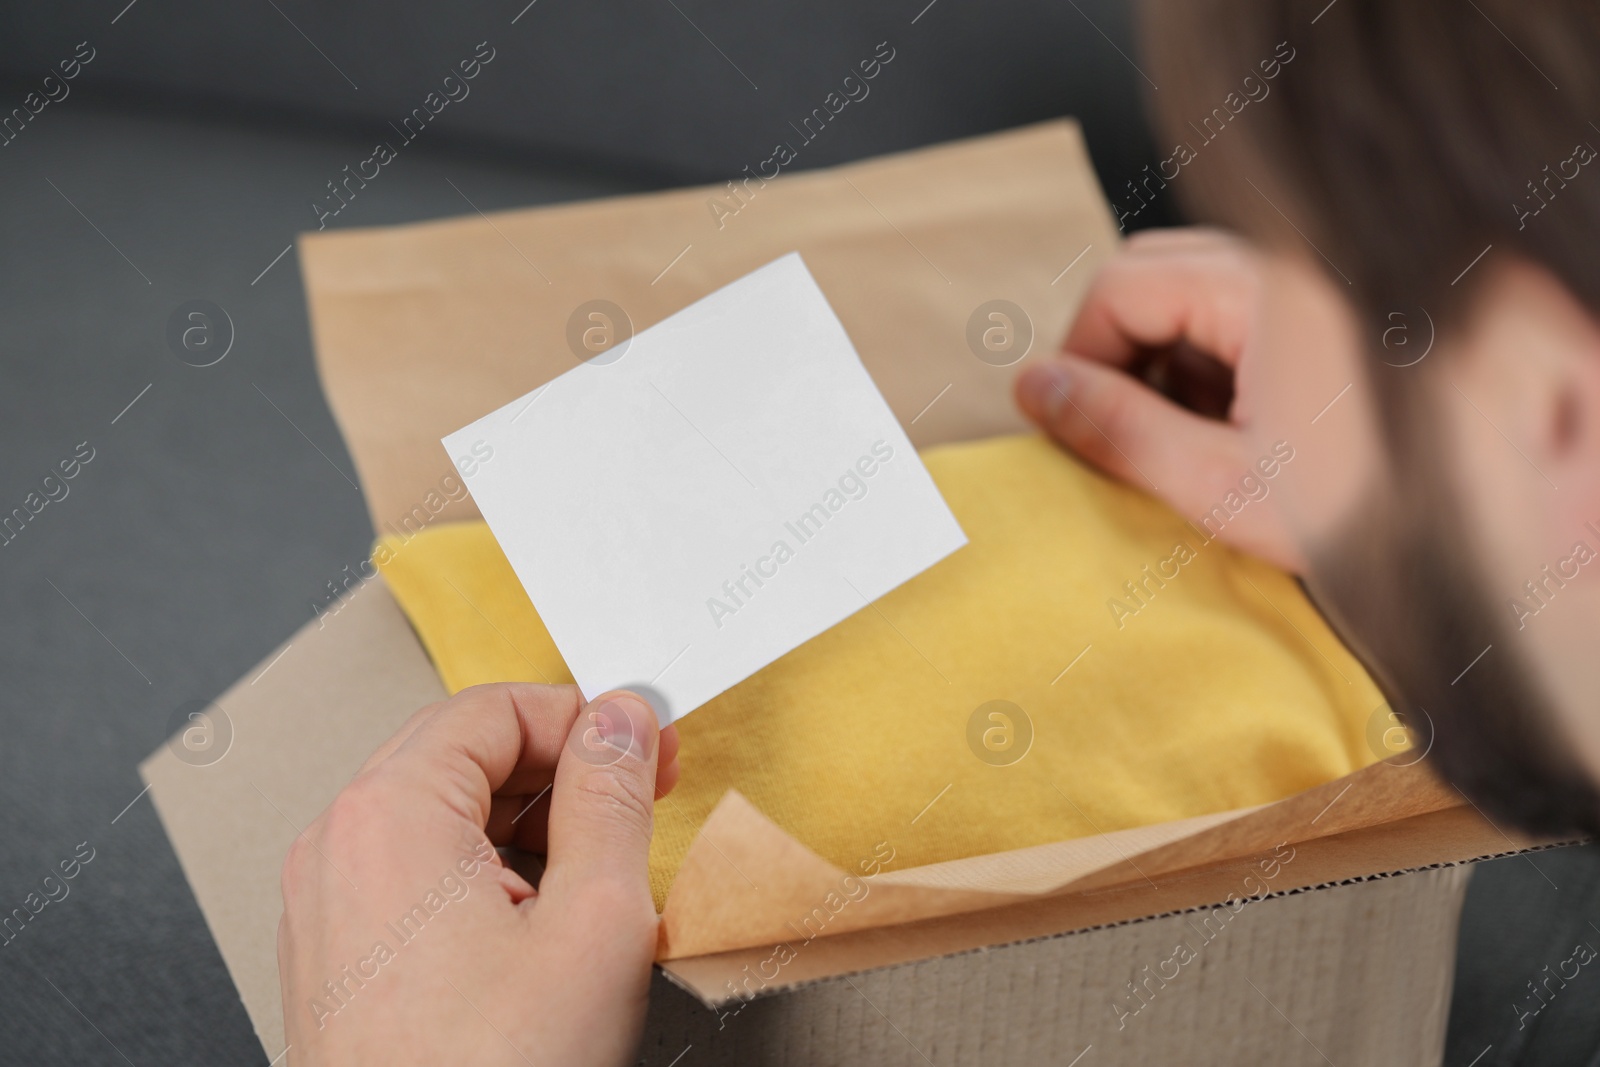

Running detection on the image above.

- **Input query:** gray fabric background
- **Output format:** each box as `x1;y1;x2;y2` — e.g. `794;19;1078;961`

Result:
0;2;1594;1063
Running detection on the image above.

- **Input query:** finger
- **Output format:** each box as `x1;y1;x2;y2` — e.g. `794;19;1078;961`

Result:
373;682;586;828
1063;233;1258;369
656;725;681;800
1017;353;1239;491
484;724;680;853
354;698;449;776
540;691;661;902
487;760;681;858
1017;355;1306;571
485;766;680;856
486;790;556;852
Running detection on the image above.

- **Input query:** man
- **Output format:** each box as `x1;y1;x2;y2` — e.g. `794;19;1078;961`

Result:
1019;0;1600;838
277;1;1600;1061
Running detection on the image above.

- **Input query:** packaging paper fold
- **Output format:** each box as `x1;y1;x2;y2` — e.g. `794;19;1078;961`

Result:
655;755;1503;967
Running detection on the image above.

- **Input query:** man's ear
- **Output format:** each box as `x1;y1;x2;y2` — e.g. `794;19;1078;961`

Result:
1446;257;1600;539
1441;256;1600;766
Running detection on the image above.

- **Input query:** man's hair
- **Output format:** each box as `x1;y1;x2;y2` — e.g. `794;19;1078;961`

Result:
1137;0;1600;837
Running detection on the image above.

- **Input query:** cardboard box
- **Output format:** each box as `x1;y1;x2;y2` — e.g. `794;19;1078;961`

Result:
141;121;1555;1066
642;866;1473;1066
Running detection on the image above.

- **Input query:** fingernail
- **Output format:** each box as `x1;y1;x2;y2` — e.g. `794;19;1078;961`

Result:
1018;363;1070;421
594;693;653;758
595;709;634;755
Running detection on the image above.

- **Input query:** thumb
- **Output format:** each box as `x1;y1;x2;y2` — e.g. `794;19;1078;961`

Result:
541;691;662;902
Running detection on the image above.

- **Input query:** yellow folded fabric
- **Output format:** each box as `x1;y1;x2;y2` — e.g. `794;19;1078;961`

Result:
375;434;1384;910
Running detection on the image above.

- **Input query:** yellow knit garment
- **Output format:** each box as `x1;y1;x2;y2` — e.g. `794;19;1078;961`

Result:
375;434;1384;909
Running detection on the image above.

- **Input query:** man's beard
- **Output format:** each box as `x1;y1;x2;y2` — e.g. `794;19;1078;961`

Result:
1304;473;1600;840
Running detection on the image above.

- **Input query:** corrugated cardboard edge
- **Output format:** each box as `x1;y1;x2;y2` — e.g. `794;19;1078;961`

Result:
643;863;1478;1062
643;866;1477;1067
655;751;1569;966
660;805;1571;1007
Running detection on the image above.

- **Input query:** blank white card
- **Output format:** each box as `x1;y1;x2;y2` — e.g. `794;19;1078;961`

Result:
443;253;966;723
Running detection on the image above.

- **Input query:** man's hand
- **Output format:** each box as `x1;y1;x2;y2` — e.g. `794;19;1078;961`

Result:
278;683;680;1066
1016;227;1307;573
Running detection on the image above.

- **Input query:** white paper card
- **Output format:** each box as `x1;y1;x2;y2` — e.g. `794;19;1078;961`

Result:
442;253;966;723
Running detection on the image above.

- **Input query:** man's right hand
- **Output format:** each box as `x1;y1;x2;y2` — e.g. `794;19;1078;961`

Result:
1015;227;1307;573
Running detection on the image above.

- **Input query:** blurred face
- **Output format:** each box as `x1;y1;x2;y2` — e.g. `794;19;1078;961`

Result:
1241;252;1600;830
